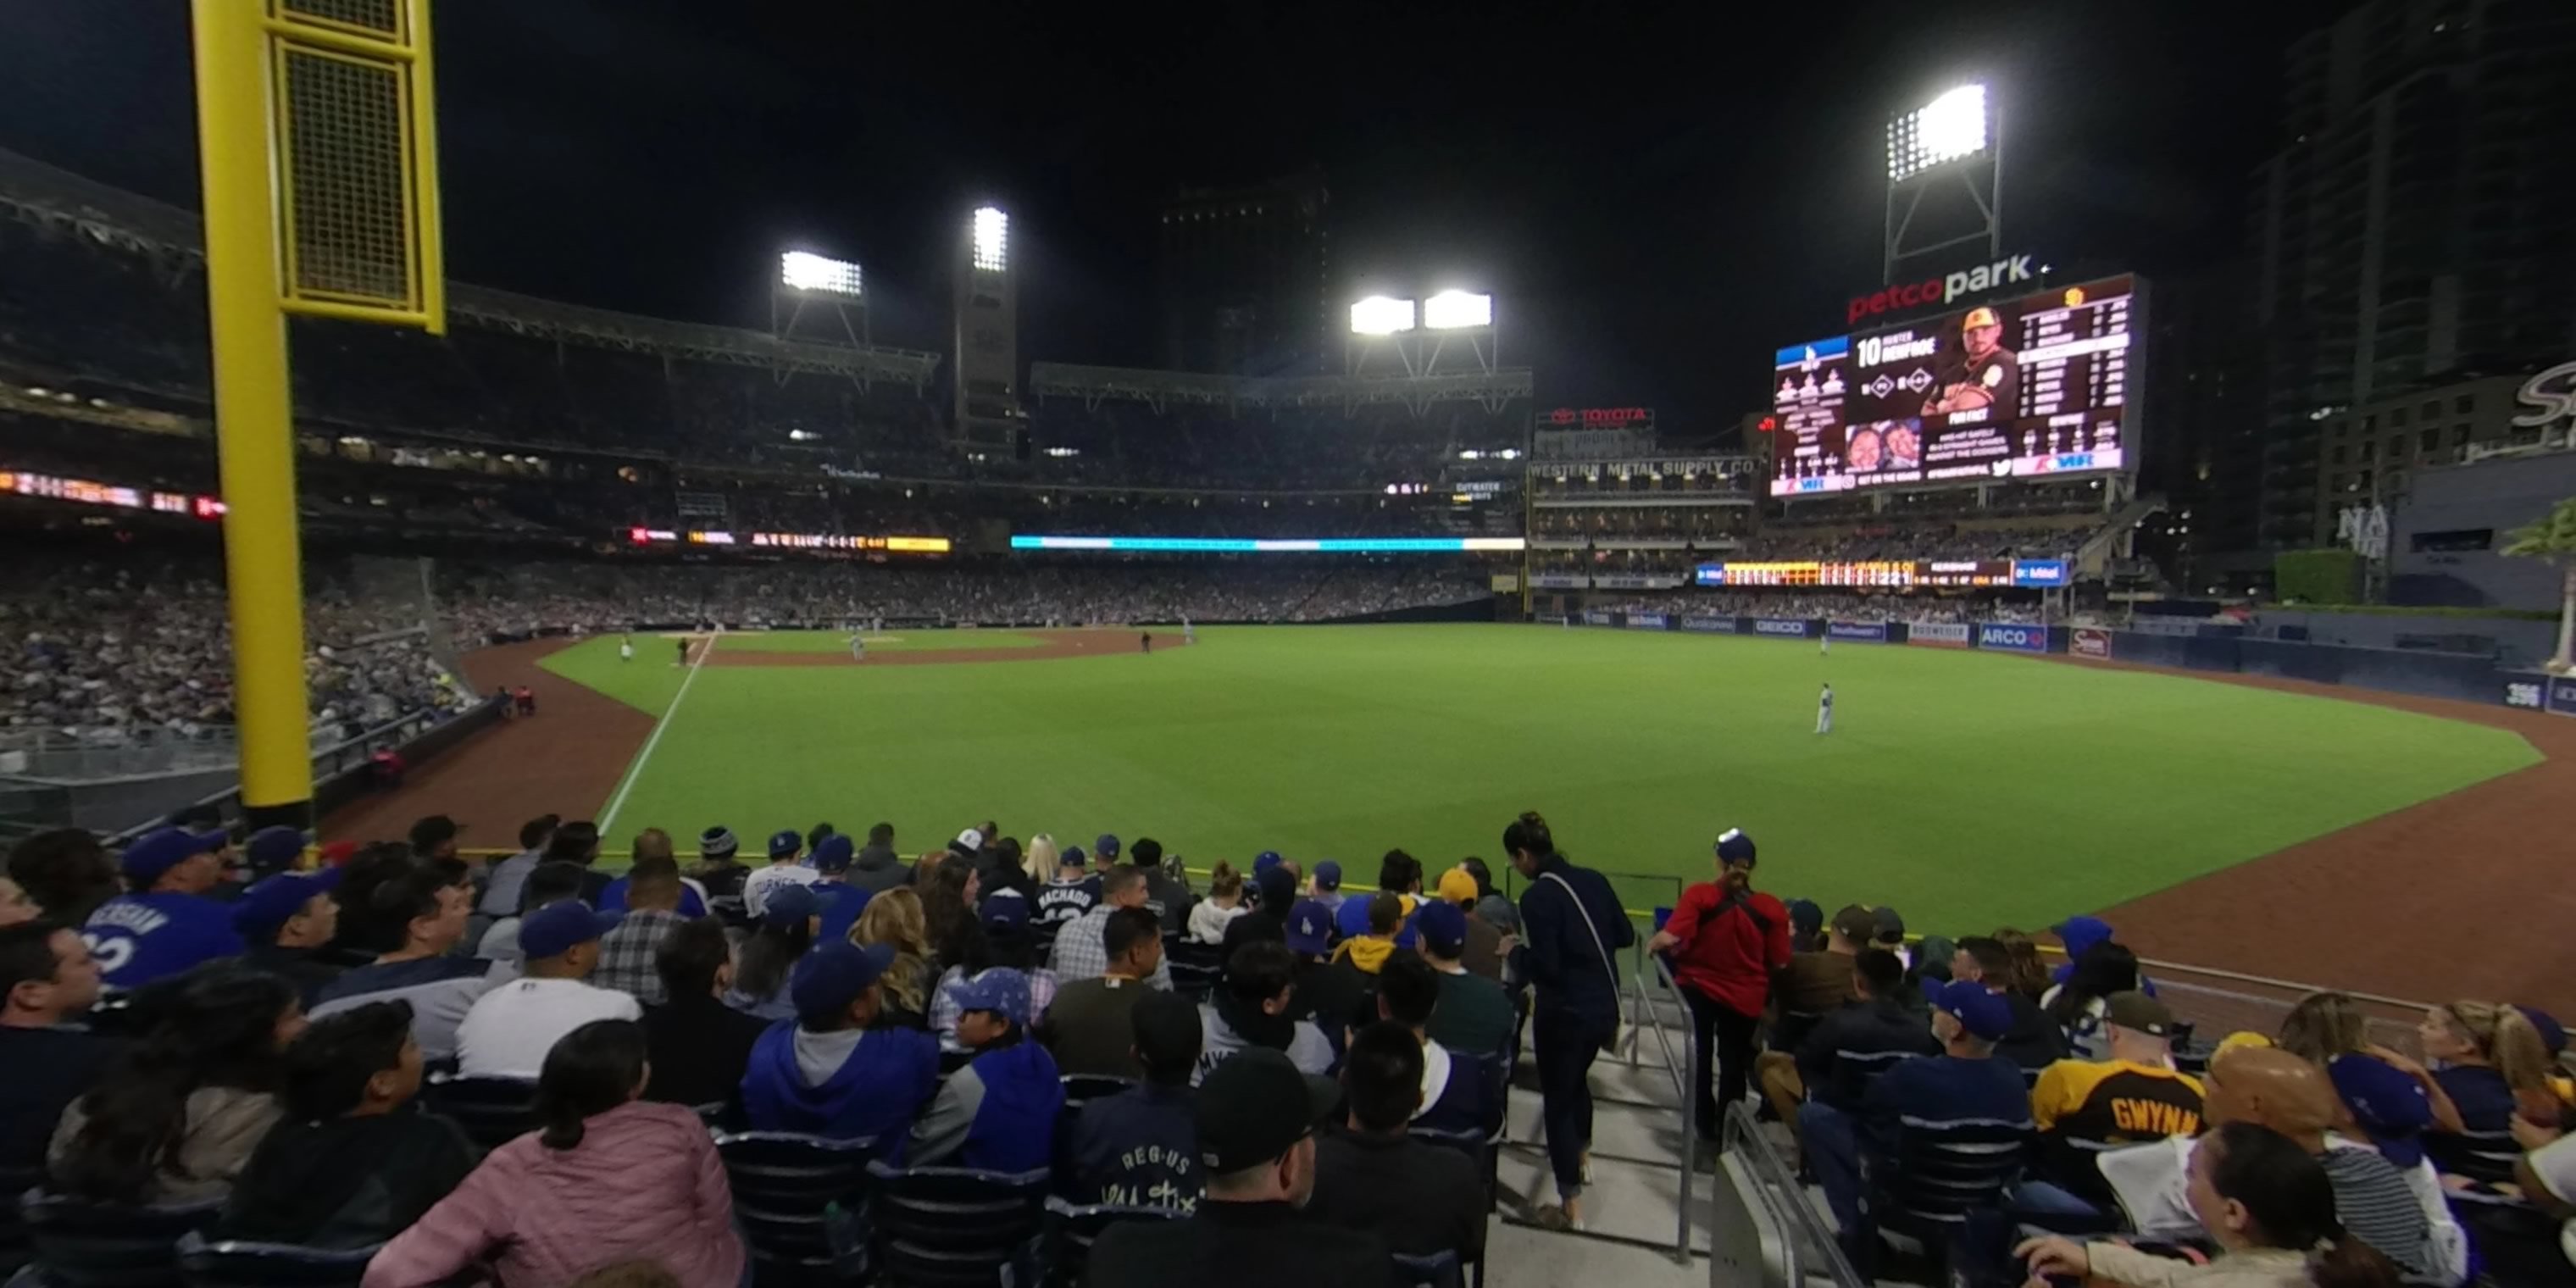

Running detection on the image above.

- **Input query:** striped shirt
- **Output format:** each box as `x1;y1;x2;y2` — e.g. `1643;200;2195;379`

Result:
2316;1144;2437;1282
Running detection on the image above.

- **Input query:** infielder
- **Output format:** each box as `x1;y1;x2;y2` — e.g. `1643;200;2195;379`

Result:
1182;615;1195;645
1820;632;1829;658
1816;682;1834;735
850;632;867;663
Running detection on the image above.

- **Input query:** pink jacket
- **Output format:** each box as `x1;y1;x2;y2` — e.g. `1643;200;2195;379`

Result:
363;1100;744;1288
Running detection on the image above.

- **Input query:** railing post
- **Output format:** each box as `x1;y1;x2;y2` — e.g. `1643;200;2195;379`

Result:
1675;995;1697;1264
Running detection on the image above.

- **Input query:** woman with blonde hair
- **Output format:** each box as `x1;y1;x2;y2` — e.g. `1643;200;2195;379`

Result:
2418;1000;2557;1183
1185;861;1248;945
853;887;934;1030
1023;835;1059;888
2277;991;2463;1153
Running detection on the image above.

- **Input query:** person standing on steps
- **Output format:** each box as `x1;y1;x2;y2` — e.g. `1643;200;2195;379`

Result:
1507;809;1633;1231
1646;828;1790;1155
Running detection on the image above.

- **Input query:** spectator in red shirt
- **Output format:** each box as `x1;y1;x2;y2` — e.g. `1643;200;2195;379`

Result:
1646;829;1789;1148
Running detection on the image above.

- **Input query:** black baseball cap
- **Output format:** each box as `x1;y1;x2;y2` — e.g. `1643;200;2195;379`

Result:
409;815;462;851
1195;1049;1341;1174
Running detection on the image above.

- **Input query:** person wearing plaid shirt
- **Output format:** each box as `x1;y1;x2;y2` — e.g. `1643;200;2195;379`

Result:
1048;865;1174;991
595;858;690;1005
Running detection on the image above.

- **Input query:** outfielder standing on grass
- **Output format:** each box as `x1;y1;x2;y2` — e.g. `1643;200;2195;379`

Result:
619;633;633;663
1816;682;1834;736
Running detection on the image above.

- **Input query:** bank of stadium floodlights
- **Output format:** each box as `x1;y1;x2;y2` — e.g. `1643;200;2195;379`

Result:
1346;288;1497;378
774;249;871;367
1885;83;2001;281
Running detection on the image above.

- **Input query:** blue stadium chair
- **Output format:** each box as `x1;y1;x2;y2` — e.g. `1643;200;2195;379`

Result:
1041;1196;1180;1286
714;1131;882;1287
1392;1249;1463;1288
173;1231;377;1288
1857;1113;2032;1284
18;1190;219;1288
862;1159;1049;1288
417;1072;541;1152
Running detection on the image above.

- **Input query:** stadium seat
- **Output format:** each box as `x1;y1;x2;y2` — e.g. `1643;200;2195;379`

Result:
1164;939;1226;1001
417;1073;541;1152
1057;1074;1135;1112
0;1169;38;1278
172;1231;377;1288
862;1159;1049;1288
1041;1196;1180;1286
18;1191;219;1288
1392;1249;1463;1288
1857;1113;2032;1283
714;1131;882;1286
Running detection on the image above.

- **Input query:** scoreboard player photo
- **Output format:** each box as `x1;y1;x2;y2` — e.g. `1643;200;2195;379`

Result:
1922;305;2020;417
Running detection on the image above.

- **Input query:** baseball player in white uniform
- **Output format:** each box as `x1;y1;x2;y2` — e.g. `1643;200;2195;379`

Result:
850;632;867;662
619;633;633;663
1816;682;1834;735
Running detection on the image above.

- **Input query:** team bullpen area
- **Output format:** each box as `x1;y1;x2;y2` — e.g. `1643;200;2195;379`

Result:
538;623;2537;930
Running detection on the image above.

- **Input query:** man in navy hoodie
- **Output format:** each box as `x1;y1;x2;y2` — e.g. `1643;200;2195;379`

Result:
911;968;1064;1172
740;941;940;1153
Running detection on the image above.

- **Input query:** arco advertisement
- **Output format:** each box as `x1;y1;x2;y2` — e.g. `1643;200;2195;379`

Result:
1976;623;2051;654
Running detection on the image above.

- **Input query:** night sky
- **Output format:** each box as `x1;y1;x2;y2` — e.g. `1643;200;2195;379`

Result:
0;0;2348;437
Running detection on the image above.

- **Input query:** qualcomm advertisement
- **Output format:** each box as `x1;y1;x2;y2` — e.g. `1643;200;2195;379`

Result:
1976;623;2051;653
1628;613;1669;630
1752;618;1814;639
1680;616;1736;634
1827;621;1890;642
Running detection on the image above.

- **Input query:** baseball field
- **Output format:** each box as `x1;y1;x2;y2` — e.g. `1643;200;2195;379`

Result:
508;624;2536;945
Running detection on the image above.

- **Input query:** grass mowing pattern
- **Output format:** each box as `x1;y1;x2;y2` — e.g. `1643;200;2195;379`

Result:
538;624;2539;928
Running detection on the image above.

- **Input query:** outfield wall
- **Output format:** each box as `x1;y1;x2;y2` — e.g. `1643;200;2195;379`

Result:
1557;612;2576;716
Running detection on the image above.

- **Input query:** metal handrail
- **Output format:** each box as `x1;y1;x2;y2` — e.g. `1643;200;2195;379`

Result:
1724;1101;1865;1288
1637;954;1696;1263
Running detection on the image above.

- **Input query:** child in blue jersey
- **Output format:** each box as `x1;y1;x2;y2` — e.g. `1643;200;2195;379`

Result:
82;828;243;991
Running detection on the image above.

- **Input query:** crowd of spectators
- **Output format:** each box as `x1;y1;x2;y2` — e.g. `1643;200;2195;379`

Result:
439;559;1496;641
0;809;1541;1286
1730;521;2090;563
1;554;468;746
1647;832;2575;1287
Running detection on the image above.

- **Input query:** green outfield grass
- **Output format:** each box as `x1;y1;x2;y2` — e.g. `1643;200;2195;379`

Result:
539;625;2539;930
706;629;1047;653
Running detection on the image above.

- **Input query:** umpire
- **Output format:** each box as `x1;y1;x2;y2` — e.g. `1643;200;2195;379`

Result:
1506;809;1634;1230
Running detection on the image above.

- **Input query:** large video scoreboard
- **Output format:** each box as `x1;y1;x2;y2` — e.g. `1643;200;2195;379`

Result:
1769;274;2139;497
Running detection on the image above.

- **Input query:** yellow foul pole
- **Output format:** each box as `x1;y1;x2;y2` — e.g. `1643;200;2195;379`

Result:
192;0;311;828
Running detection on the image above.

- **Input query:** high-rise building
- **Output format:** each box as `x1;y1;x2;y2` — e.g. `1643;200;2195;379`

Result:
1157;169;1329;376
2246;0;2576;553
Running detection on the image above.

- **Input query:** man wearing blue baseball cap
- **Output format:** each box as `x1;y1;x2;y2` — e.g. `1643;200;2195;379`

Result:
452;899;638;1077
1283;898;1365;1056
740;941;941;1146
242;826;309;881
1807;979;2031;1249
808;836;875;945
82;827;243;991
912;968;1064;1172
740;829;819;919
1035;840;1102;934
1304;859;1345;914
235;867;346;1005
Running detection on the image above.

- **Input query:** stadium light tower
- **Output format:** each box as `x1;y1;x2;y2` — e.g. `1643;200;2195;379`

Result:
1346;287;1496;378
953;204;1021;451
1884;82;2001;280
772;250;871;364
